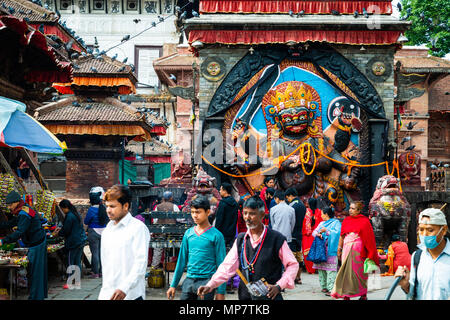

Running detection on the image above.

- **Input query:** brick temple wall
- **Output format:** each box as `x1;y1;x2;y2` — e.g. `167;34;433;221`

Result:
65;160;119;198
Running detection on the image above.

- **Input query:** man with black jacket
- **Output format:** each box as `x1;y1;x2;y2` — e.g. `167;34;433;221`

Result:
0;191;47;300
215;182;238;249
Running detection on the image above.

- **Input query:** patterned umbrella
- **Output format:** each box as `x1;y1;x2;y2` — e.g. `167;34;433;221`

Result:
0;96;66;154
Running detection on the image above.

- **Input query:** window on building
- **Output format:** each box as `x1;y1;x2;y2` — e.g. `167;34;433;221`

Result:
93;0;105;11
127;0;138;11
135;46;163;88
59;0;72;11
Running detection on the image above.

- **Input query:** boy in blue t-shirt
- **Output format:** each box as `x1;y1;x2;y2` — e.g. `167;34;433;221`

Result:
167;196;227;300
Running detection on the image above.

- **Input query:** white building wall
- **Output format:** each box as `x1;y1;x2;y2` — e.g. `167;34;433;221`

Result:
51;0;179;93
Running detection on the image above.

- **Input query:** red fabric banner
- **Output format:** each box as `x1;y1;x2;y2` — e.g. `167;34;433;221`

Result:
200;0;392;14
0;16;28;45
0;16;73;83
189;29;401;45
149;126;167;135
30;24;84;52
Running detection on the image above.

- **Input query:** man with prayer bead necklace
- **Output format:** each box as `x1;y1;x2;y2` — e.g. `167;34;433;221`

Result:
197;196;298;300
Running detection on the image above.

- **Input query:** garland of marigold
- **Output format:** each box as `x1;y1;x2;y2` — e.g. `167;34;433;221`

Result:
300;142;316;176
201;140;405;186
406;152;415;166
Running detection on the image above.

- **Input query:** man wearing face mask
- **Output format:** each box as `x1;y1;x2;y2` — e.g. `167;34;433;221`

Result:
395;208;450;300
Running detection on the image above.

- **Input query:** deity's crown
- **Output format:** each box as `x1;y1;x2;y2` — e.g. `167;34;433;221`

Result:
270;83;314;112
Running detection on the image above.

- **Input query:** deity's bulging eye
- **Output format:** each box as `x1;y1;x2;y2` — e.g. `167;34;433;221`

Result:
350;105;355;109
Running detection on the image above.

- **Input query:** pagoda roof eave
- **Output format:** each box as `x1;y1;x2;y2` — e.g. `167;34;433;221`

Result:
400;68;450;74
184;14;411;31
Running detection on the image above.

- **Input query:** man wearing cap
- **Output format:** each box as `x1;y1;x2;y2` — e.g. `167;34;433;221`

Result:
0;191;47;300
150;191;180;268
395;208;450;300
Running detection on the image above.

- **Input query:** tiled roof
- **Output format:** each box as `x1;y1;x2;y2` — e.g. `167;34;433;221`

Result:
37;103;137;123
35;96;168;129
36;97;143;124
126;139;174;156
153;53;197;68
0;0;57;23
72;54;137;82
396;56;450;73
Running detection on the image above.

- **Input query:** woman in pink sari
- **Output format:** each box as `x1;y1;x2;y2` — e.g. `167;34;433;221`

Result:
331;201;379;300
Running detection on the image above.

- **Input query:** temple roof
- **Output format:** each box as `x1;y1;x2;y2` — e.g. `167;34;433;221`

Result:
199;0;394;15
34;96;168;133
395;56;450;74
52;54;137;94
126;139;174;156
153;49;197;86
71;55;136;79
185;13;410;31
0;0;85;52
153;52;197;69
0;15;73;83
184;5;410;48
0;0;58;23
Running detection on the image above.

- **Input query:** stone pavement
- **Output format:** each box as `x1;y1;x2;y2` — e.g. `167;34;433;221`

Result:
16;269;406;300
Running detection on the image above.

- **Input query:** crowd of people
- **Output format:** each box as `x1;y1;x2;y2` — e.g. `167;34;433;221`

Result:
0;175;449;301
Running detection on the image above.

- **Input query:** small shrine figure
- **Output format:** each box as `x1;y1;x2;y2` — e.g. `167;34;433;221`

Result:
182;167;221;218
369;175;411;250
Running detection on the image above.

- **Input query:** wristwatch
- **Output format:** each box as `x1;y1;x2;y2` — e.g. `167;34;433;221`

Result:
276;284;282;292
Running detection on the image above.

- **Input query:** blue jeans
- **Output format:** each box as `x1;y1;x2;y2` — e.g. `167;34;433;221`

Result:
180;278;216;300
87;228;102;274
66;244;84;274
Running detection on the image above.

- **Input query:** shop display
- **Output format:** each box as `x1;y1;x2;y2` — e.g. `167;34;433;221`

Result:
47;241;64;253
35;190;57;222
0;174;15;214
0;250;28;267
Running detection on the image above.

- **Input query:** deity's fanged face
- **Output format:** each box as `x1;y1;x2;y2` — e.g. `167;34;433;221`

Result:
263;82;320;138
279;107;310;135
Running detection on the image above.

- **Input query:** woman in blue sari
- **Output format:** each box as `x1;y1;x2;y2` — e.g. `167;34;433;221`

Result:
311;207;341;296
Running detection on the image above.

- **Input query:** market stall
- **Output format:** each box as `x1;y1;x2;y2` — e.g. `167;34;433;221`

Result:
0;172;66;299
0;96;68;299
141;211;193;287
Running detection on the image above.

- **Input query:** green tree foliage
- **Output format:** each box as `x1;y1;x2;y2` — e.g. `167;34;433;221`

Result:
400;0;449;57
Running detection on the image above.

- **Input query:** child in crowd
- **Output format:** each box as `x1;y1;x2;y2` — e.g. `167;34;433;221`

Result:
167;196;227;300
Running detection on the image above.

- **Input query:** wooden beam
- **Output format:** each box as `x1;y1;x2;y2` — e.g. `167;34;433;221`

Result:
18;149;65;221
18;149;48;190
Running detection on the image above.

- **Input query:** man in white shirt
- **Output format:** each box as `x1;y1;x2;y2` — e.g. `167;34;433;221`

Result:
270;190;295;244
98;184;150;300
395;208;450;300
